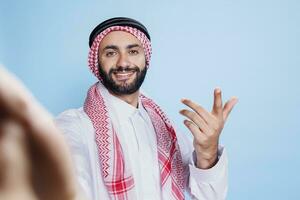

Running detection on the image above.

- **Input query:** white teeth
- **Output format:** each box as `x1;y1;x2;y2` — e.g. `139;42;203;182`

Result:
116;72;132;76
114;71;135;81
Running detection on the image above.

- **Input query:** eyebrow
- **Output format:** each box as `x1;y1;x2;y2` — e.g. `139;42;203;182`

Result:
127;44;141;49
102;43;142;51
103;45;118;51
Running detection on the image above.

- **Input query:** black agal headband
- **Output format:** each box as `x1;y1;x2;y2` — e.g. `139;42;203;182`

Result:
89;17;151;48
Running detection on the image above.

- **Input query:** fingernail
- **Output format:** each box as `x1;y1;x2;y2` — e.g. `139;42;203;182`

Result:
232;96;239;102
215;87;221;93
181;98;188;102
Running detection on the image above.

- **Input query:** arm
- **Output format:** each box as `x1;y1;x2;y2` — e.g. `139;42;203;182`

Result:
176;129;228;200
178;88;238;199
0;65;86;200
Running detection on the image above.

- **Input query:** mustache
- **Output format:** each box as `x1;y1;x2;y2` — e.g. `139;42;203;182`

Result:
109;66;140;74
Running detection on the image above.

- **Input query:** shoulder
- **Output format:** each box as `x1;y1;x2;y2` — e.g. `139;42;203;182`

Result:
56;107;85;120
54;107;92;136
55;107;90;125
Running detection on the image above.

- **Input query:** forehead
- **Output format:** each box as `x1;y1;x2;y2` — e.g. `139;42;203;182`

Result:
99;31;142;49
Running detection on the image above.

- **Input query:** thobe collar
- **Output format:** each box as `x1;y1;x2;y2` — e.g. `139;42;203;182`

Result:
96;82;149;125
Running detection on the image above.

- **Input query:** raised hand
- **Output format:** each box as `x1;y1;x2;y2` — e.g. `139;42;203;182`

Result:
180;88;238;169
0;65;82;200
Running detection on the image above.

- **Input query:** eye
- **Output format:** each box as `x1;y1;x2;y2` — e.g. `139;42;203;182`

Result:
129;49;139;55
105;51;117;57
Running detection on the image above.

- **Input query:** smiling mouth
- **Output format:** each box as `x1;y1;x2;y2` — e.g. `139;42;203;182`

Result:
113;71;136;81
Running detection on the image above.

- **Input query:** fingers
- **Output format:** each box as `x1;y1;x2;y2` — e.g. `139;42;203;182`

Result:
0;67;60;173
0;66;53;149
181;98;213;124
0;65;77;197
212;87;223;118
0;118;36;200
0;66;35;121
180;88;238;131
183;120;207;143
0;66;54;135
180;109;210;134
223;96;238;122
0;118;47;200
0;66;79;200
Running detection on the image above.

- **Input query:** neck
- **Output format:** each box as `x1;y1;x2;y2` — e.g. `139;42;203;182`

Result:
108;90;140;108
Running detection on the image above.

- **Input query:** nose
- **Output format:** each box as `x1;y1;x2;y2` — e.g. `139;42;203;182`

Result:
116;52;130;68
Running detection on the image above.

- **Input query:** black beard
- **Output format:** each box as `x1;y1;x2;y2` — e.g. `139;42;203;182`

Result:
98;65;147;95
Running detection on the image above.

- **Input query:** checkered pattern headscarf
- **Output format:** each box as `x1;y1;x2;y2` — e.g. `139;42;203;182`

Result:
88;25;152;80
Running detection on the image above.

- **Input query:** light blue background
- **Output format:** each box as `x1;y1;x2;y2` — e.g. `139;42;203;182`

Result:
1;0;299;199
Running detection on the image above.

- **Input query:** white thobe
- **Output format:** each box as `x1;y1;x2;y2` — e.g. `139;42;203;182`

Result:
55;83;228;200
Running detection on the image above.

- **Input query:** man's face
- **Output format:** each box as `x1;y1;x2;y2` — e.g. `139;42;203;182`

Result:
98;31;147;95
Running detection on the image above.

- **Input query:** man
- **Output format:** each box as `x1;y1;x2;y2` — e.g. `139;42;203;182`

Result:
55;17;238;199
0;17;237;200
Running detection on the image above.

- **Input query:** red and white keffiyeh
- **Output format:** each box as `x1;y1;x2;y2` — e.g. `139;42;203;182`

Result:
88;26;152;81
83;83;185;200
